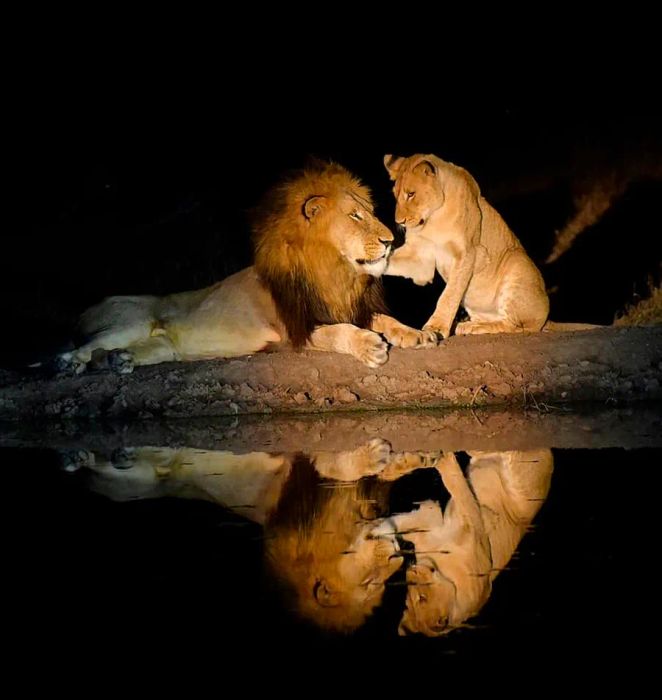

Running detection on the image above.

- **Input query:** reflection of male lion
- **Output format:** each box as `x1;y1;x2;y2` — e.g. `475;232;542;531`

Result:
383;153;550;338
63;439;440;632
56;161;436;374
379;449;553;636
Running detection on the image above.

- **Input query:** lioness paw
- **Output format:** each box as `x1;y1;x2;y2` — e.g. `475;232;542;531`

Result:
353;330;389;368
387;326;439;349
423;319;451;340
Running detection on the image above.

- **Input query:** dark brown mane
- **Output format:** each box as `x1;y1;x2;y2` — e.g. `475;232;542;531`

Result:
251;161;387;348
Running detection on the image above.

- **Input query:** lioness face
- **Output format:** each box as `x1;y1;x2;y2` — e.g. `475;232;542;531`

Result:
398;560;457;636
392;160;444;232
318;193;394;276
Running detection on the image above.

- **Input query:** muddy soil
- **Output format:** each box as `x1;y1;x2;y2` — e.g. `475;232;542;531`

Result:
0;327;661;420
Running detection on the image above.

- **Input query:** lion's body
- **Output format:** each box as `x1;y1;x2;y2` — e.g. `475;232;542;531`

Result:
65;439;440;632
384;154;550;338
59;162;435;374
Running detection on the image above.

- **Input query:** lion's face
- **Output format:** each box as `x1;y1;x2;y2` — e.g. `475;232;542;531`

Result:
304;520;404;631
385;156;445;233
268;510;404;632
306;191;394;277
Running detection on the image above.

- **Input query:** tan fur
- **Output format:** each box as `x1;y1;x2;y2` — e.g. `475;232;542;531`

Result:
378;449;553;636
69;439;441;633
384;153;550;338
59;162;435;374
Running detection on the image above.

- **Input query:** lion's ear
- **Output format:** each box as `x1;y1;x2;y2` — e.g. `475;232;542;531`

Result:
384;154;405;180
414;159;436;177
313;579;340;608
303;195;325;220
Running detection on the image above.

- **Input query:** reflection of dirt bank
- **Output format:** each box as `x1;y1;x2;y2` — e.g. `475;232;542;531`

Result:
1;406;661;454
0;327;661;420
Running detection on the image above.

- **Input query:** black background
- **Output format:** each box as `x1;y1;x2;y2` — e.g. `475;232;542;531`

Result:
7;40;662;365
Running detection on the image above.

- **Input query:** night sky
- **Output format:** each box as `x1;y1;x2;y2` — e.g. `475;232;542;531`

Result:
7;54;661;365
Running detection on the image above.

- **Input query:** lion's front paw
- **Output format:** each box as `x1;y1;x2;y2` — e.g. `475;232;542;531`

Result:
358;438;393;475
108;349;135;374
352;330;389;368
387;326;439;349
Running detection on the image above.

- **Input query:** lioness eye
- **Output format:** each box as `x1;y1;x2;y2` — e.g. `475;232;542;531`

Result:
350;211;363;221
406;191;415;200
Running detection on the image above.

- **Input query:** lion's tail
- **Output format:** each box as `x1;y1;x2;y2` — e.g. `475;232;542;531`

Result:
542;320;605;332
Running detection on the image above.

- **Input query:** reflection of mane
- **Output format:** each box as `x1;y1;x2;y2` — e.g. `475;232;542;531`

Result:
265;455;393;632
251;160;386;347
58;442;553;639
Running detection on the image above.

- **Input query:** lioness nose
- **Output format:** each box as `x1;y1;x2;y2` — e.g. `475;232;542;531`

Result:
395;217;406;226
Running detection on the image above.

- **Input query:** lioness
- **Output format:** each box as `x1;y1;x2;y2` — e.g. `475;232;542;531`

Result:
56;161;436;374
376;449;553;636
383;153;549;338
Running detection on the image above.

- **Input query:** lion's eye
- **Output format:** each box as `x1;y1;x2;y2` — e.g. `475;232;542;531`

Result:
406;191;415;201
350;211;363;221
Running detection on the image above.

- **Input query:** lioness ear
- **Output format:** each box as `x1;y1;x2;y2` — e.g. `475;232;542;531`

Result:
414;159;436;177
303;195;325;220
384;154;405;180
313;579;340;608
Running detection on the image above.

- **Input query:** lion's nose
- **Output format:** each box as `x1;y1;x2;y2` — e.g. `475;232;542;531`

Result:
395;217;406;226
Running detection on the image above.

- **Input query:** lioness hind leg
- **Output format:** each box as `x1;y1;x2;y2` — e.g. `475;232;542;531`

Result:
455;319;524;335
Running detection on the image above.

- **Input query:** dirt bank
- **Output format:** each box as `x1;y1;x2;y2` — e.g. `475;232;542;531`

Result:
0;327;661;420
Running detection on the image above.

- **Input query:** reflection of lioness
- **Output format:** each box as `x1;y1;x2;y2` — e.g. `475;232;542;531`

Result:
380;449;553;636
384;153;549;338
57;161;436;374
64;439;440;632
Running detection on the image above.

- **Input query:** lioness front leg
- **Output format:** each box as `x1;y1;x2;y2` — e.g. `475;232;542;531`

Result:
307;323;388;368
385;245;436;286
371;314;438;349
424;252;476;339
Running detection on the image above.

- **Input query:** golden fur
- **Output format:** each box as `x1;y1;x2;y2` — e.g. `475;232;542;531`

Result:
384;153;550;338
56;161;436;374
377;449;553;636
62;442;550;636
66;439;440;632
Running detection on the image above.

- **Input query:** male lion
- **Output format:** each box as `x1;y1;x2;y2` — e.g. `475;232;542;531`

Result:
57;161;436;374
383;153;550;338
61;439;440;633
